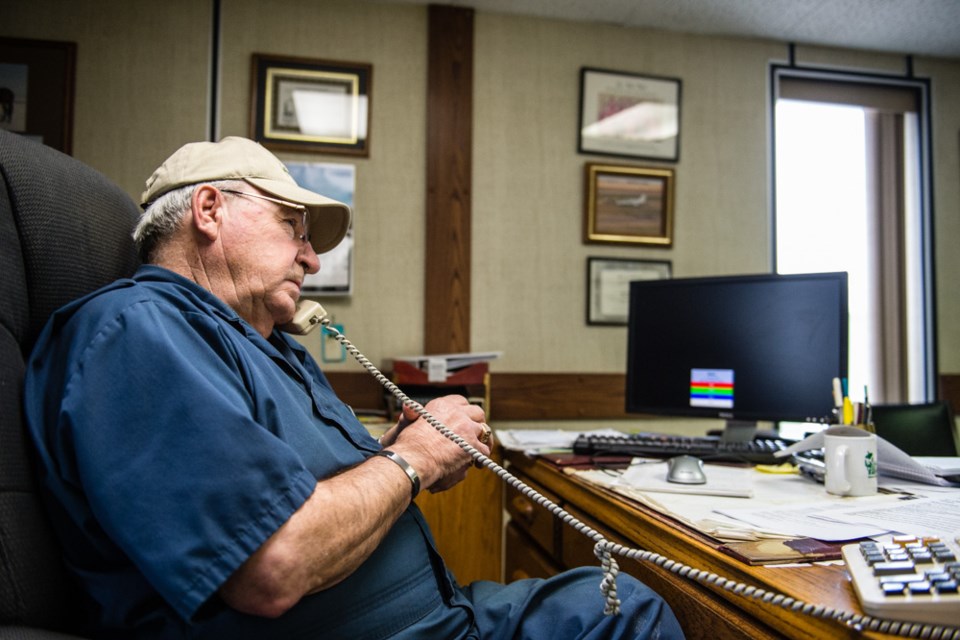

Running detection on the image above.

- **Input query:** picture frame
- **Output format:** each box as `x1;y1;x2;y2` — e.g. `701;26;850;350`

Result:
0;37;76;154
587;257;672;325
584;163;675;246
285;161;355;296
578;67;681;162
250;53;371;156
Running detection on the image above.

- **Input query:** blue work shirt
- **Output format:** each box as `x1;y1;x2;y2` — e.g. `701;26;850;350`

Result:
24;265;471;638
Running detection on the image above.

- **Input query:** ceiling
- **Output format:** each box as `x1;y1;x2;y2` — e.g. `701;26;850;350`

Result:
376;0;960;59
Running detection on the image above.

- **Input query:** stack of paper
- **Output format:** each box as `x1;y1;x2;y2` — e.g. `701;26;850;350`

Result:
497;428;624;456
913;457;960;482
775;432;960;487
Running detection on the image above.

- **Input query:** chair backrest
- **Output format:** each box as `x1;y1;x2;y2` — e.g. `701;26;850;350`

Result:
871;401;958;457
0;130;140;634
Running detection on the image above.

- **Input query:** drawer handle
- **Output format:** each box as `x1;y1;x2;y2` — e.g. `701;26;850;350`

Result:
510;495;535;524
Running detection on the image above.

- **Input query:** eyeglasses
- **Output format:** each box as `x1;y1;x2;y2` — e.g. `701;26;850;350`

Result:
220;189;311;246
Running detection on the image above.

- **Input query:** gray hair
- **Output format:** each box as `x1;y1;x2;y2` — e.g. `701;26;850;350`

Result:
133;179;242;262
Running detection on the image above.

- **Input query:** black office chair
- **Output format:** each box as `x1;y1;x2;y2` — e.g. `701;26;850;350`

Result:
0;130;140;638
870;401;958;456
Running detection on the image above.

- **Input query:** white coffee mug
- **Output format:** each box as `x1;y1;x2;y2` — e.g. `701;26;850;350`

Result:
824;426;878;497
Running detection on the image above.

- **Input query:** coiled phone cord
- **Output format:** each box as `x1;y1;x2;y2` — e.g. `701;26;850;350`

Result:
320;320;960;640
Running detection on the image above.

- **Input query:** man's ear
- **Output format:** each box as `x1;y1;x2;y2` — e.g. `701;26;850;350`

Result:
192;184;223;243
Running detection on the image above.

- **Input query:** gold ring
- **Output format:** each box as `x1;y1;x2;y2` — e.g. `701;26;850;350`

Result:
479;424;492;445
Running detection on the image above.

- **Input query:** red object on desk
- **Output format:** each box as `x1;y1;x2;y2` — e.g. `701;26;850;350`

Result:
537;452;633;470
392;360;489;386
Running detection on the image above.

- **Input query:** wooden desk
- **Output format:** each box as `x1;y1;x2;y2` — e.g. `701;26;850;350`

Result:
504;451;896;640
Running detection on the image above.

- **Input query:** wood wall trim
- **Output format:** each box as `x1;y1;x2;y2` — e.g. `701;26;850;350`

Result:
424;5;474;354
489;373;629;420
329;371;960;423
325;371;629;421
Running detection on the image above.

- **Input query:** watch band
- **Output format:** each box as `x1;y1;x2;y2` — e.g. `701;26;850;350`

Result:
376;449;421;500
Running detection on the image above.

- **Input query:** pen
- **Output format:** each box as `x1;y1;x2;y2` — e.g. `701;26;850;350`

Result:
864;385;871;422
832;377;843;408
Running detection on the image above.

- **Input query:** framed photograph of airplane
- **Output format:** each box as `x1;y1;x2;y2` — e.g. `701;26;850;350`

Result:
584;163;674;246
578;67;681;161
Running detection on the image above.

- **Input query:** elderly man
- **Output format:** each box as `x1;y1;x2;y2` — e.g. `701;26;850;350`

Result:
24;137;682;639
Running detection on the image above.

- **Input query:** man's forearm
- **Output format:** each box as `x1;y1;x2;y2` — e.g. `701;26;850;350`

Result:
219;395;487;618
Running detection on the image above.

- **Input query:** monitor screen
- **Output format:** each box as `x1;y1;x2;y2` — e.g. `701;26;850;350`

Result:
625;272;848;424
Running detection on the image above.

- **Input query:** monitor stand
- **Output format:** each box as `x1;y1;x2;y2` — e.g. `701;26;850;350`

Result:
719;420;758;443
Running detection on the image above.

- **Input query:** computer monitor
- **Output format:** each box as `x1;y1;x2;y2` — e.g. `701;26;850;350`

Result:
625;272;848;429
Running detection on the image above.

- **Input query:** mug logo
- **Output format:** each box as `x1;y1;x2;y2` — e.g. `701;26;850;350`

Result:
864;451;878;478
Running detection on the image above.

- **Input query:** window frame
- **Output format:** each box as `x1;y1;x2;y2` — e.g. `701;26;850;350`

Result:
768;64;937;402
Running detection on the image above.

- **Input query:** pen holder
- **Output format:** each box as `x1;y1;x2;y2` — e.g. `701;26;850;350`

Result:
828;407;875;433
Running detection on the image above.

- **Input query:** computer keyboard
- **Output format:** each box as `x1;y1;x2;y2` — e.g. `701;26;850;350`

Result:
571;432;797;464
841;535;960;628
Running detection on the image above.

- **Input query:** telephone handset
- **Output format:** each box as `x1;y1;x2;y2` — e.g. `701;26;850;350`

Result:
281;300;329;335
280;300;949;638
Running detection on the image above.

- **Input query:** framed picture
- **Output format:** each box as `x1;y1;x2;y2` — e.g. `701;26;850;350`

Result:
285;161;355;296
587;257;672;325
0;37;76;154
250;53;371;156
584;163;675;246
578;67;681;162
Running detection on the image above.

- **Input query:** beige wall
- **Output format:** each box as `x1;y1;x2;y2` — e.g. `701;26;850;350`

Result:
472;17;782;372
4;0;959;382
923;57;960;374
217;0;431;365
5;0;211;196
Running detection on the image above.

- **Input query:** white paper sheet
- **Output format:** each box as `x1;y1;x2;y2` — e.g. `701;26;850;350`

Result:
496;428;624;455
573;463;960;542
717;482;960;541
812;493;960;541
619;458;754;498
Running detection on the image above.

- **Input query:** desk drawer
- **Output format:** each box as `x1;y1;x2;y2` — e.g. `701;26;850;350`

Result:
505;478;559;558
560;504;778;640
505;523;561;581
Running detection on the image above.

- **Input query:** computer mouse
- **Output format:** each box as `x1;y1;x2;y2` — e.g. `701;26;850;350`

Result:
666;455;707;484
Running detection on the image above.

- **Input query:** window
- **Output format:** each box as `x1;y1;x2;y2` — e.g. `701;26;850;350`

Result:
771;67;935;406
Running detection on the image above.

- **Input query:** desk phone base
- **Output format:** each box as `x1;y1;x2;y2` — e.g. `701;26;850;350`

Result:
841;535;960;627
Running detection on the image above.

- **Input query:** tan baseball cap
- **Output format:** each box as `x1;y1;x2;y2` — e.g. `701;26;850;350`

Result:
140;136;352;254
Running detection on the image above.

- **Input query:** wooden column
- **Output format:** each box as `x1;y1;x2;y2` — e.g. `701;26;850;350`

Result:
425;4;473;354
418;5;503;587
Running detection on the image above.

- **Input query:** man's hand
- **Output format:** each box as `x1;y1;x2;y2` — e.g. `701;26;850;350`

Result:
385;395;491;493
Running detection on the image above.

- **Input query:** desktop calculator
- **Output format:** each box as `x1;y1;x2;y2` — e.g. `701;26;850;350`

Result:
841;535;960;628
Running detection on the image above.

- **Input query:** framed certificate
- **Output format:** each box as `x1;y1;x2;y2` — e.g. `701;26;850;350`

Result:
251;53;371;156
587;257;672;325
